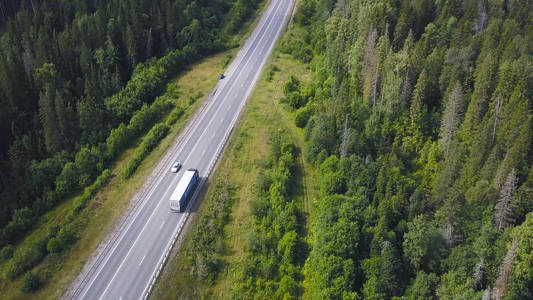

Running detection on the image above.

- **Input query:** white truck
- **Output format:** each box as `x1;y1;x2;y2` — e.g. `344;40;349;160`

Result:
169;169;199;212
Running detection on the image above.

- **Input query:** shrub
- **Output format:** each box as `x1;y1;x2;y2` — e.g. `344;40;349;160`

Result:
283;75;300;95
128;96;173;136
222;54;233;68
70;169;112;217
55;146;105;198
184;180;235;282
165;106;184;126
287;91;305;109
231;136;303;298
105;46;198;122
3;208;34;243
105;123;132;160
21;272;41;293
33;190;61;215
188;92;204;105
293;45;313;63
295;105;313;128
122;123;170;178
54;162;80;197
266;64;280;81
47;225;76;254
4;238;47;279
0;244;14;261
24;152;72;205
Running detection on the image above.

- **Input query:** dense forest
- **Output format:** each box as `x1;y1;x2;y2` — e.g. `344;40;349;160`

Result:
275;0;532;298
0;0;260;250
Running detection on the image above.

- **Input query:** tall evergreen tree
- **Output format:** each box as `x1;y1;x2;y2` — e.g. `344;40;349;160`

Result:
494;169;517;232
439;81;464;155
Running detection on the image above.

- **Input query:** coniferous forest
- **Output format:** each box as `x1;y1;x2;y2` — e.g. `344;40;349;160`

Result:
1;0;532;299
0;0;260;252
278;0;532;298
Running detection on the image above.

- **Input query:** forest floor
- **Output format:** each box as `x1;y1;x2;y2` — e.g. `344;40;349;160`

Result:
149;21;319;299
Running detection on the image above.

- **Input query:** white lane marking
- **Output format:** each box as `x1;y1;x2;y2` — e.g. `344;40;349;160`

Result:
204;0;292;179
160;221;165;230
98;174;179;300
139;255;146;266
202;149;207;156
153;0;280;170
212;133;216;138
79;163;175;299
197;0;290;173
220;117;224;123
119;297;123;300
181;14;279;166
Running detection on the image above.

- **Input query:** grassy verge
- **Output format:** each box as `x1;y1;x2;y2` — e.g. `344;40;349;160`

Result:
150;22;319;299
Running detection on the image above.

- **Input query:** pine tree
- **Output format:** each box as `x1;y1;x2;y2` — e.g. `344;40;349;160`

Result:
492;95;503;143
482;288;491;300
363;27;378;105
339;115;349;158
410;70;427;131
404;69;427;152
493;236;520;299
473;258;484;289
439;81;464;155
146;28;153;59
125;25;137;70
21;36;34;80
474;1;489;35
39;88;61;153
379;241;401;298
494;169;517;231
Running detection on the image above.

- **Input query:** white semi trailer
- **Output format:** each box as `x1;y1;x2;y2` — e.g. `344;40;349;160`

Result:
169;169;199;212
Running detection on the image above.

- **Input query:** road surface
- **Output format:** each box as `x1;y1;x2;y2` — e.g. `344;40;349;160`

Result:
72;0;293;299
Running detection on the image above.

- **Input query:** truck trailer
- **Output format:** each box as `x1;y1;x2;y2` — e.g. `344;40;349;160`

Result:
169;168;199;212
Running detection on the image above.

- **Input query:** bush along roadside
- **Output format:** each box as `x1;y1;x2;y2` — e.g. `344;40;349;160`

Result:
231;134;307;299
182;180;235;284
2;169;112;286
122;123;170;179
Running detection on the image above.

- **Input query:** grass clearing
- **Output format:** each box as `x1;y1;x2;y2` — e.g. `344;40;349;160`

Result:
150;24;319;299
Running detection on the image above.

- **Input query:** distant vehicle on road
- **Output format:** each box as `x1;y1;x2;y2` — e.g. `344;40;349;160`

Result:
219;73;225;80
169;169;199;212
170;162;182;173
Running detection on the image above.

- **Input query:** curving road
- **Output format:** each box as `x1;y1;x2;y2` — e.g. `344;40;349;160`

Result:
72;0;293;299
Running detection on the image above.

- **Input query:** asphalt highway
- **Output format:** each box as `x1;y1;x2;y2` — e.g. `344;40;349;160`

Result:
72;0;293;299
